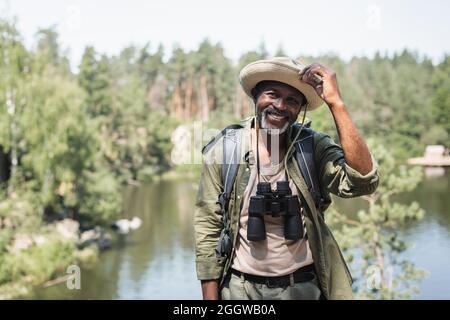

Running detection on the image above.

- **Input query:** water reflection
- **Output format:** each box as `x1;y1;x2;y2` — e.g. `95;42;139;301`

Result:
33;179;200;299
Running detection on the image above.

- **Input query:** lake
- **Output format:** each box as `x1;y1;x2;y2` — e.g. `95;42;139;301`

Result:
32;170;450;299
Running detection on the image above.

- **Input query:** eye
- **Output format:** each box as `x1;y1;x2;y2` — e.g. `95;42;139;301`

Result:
265;91;278;98
287;97;300;107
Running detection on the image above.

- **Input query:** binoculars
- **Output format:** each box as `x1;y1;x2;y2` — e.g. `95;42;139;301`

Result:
247;181;303;241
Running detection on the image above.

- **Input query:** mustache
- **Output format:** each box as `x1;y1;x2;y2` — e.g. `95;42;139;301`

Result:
261;106;290;118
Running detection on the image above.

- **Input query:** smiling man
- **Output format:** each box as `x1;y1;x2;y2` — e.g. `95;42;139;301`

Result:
194;57;379;300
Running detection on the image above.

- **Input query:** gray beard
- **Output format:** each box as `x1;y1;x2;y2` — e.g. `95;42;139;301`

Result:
259;109;290;135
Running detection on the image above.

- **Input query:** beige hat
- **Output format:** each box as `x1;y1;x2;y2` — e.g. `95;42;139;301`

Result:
239;57;323;111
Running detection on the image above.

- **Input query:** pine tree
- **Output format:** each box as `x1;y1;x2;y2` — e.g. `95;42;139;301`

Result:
327;139;428;299
78;47;112;117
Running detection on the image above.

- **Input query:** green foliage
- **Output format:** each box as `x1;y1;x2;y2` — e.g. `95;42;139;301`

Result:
0;18;124;297
5;237;74;285
89;46;180;182
0;185;42;233
77;167;122;224
308;105;336;139
0;235;76;298
431;55;450;144
327;139;428;299
78;47;112;117
303;51;441;159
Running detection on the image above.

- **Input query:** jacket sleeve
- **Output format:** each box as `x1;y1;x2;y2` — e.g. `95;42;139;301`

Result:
314;132;379;198
194;146;226;280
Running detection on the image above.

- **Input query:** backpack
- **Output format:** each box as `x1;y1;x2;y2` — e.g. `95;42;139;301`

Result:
201;122;329;258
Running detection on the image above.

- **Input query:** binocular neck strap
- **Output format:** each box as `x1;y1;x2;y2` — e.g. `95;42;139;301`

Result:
256;119;261;185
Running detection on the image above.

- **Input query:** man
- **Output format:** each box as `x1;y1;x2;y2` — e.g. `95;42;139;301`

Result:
194;57;379;300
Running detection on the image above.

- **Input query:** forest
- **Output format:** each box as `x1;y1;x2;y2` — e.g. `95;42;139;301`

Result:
0;17;449;298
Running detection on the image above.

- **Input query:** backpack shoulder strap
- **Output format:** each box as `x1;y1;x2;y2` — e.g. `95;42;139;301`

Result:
292;124;329;214
201;123;243;192
202;124;243;155
202;124;243;257
220;124;243;209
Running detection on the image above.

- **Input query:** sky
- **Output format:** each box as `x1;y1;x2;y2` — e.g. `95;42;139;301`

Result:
2;0;449;71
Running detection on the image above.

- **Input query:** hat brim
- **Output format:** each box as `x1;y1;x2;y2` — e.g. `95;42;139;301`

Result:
239;60;323;111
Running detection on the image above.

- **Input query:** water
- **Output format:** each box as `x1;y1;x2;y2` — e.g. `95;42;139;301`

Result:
32;171;450;299
33;180;201;299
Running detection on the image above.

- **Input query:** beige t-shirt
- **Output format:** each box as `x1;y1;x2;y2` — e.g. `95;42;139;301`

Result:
231;130;314;276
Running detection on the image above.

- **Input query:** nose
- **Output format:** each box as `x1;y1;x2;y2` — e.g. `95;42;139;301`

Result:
273;98;287;111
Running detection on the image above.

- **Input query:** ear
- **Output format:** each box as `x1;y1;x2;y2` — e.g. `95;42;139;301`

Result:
251;87;258;102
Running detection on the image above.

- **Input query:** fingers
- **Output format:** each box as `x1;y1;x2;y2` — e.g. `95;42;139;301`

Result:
299;64;324;87
299;63;324;76
306;68;324;85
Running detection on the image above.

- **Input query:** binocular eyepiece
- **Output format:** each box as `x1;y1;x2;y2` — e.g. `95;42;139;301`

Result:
247;181;303;241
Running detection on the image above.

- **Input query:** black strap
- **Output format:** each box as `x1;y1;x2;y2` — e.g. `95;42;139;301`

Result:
202;124;243;155
292;124;328;214
202;124;243;257
230;264;316;287
219;125;243;228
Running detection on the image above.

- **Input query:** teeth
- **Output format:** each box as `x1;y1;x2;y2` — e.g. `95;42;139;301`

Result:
269;114;285;120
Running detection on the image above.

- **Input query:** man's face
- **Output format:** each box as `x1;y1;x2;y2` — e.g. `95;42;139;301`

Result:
252;81;305;133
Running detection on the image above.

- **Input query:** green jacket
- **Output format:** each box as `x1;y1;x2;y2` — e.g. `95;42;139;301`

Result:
194;117;379;299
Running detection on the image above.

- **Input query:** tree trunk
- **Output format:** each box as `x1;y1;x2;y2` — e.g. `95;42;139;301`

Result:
173;85;182;118
199;74;209;121
6;89;18;194
0;145;10;183
185;77;193;119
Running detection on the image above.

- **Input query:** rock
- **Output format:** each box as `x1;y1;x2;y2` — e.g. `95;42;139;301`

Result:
32;234;47;246
10;234;34;252
55;219;79;240
96;233;112;251
425;145;445;157
111;217;142;234
80;229;98;243
79;227;112;251
9;234;47;253
171;125;194;165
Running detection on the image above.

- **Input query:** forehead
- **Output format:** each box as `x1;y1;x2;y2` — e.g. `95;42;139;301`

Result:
256;81;303;97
